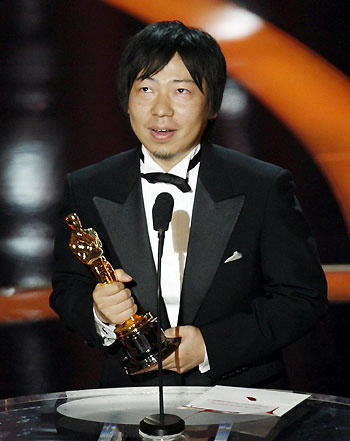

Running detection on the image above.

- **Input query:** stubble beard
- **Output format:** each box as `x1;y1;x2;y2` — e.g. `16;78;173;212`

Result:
150;144;195;163
151;150;177;161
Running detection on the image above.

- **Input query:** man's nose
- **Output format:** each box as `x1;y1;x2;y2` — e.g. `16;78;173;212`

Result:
151;94;174;117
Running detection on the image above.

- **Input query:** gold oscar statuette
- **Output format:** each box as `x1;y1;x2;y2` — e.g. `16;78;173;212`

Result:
65;213;180;375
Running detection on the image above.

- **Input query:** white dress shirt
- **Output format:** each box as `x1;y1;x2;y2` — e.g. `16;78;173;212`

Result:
94;145;209;372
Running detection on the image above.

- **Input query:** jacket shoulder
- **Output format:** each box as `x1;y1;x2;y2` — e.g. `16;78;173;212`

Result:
68;148;139;183
211;144;284;178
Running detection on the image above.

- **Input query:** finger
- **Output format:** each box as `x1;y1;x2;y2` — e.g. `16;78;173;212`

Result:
104;299;137;324
94;287;135;322
163;328;181;371
111;295;136;314
133;363;156;374
111;303;137;324
100;292;135;314
161;352;174;369
93;281;126;298
110;288;133;304
115;268;132;283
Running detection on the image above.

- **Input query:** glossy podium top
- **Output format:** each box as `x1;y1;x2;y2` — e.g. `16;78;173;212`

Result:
0;386;349;440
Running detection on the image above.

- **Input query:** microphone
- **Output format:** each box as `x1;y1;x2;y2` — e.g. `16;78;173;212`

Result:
140;192;185;436
152;192;174;233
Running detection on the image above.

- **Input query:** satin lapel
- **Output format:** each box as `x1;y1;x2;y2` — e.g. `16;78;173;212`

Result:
179;144;245;325
93;187;161;320
180;182;244;325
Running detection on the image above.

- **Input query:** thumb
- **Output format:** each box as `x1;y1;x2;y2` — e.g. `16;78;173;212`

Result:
115;268;132;283
164;327;180;338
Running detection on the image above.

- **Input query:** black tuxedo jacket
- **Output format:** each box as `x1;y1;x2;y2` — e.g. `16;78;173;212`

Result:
50;143;327;388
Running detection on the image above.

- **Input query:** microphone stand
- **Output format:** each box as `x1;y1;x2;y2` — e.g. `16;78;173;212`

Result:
139;198;185;437
157;229;165;422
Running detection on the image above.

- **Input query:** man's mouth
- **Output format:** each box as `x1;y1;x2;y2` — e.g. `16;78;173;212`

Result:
149;128;177;141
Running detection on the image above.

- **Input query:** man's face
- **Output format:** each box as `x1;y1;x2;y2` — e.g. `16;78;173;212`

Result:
128;53;212;171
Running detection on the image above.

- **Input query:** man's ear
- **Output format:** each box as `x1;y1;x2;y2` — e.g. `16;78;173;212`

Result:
206;102;217;120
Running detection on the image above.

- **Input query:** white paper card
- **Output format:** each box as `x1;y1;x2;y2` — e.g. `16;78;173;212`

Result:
185;385;310;417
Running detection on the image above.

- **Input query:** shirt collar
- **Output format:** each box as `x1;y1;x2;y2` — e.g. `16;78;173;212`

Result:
140;145;201;179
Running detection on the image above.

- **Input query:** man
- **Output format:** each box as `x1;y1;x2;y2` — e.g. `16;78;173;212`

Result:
50;21;327;389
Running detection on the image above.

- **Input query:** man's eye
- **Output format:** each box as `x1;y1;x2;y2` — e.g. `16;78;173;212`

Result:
177;88;189;94
141;87;151;92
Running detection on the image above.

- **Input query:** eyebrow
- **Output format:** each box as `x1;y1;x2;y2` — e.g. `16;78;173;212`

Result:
137;76;195;84
173;79;195;83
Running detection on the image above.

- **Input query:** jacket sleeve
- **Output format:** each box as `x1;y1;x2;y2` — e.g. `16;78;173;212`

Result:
50;175;103;347
200;169;328;380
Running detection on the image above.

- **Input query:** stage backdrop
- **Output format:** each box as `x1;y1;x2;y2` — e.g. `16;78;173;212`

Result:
0;0;349;399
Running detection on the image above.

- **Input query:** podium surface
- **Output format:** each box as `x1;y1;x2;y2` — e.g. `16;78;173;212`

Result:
0;386;349;440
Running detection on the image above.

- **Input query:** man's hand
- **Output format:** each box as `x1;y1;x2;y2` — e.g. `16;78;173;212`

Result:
161;326;206;374
93;269;136;324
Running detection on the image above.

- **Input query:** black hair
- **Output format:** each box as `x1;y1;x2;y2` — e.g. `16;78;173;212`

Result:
117;21;226;140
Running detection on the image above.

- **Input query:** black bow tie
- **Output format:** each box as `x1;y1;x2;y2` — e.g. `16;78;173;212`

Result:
141;172;191;192
140;149;201;193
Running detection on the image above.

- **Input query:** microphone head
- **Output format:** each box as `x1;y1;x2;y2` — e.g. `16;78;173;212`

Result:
152;192;174;232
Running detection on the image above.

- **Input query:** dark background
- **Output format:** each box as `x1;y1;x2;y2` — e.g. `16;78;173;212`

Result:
0;0;349;399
